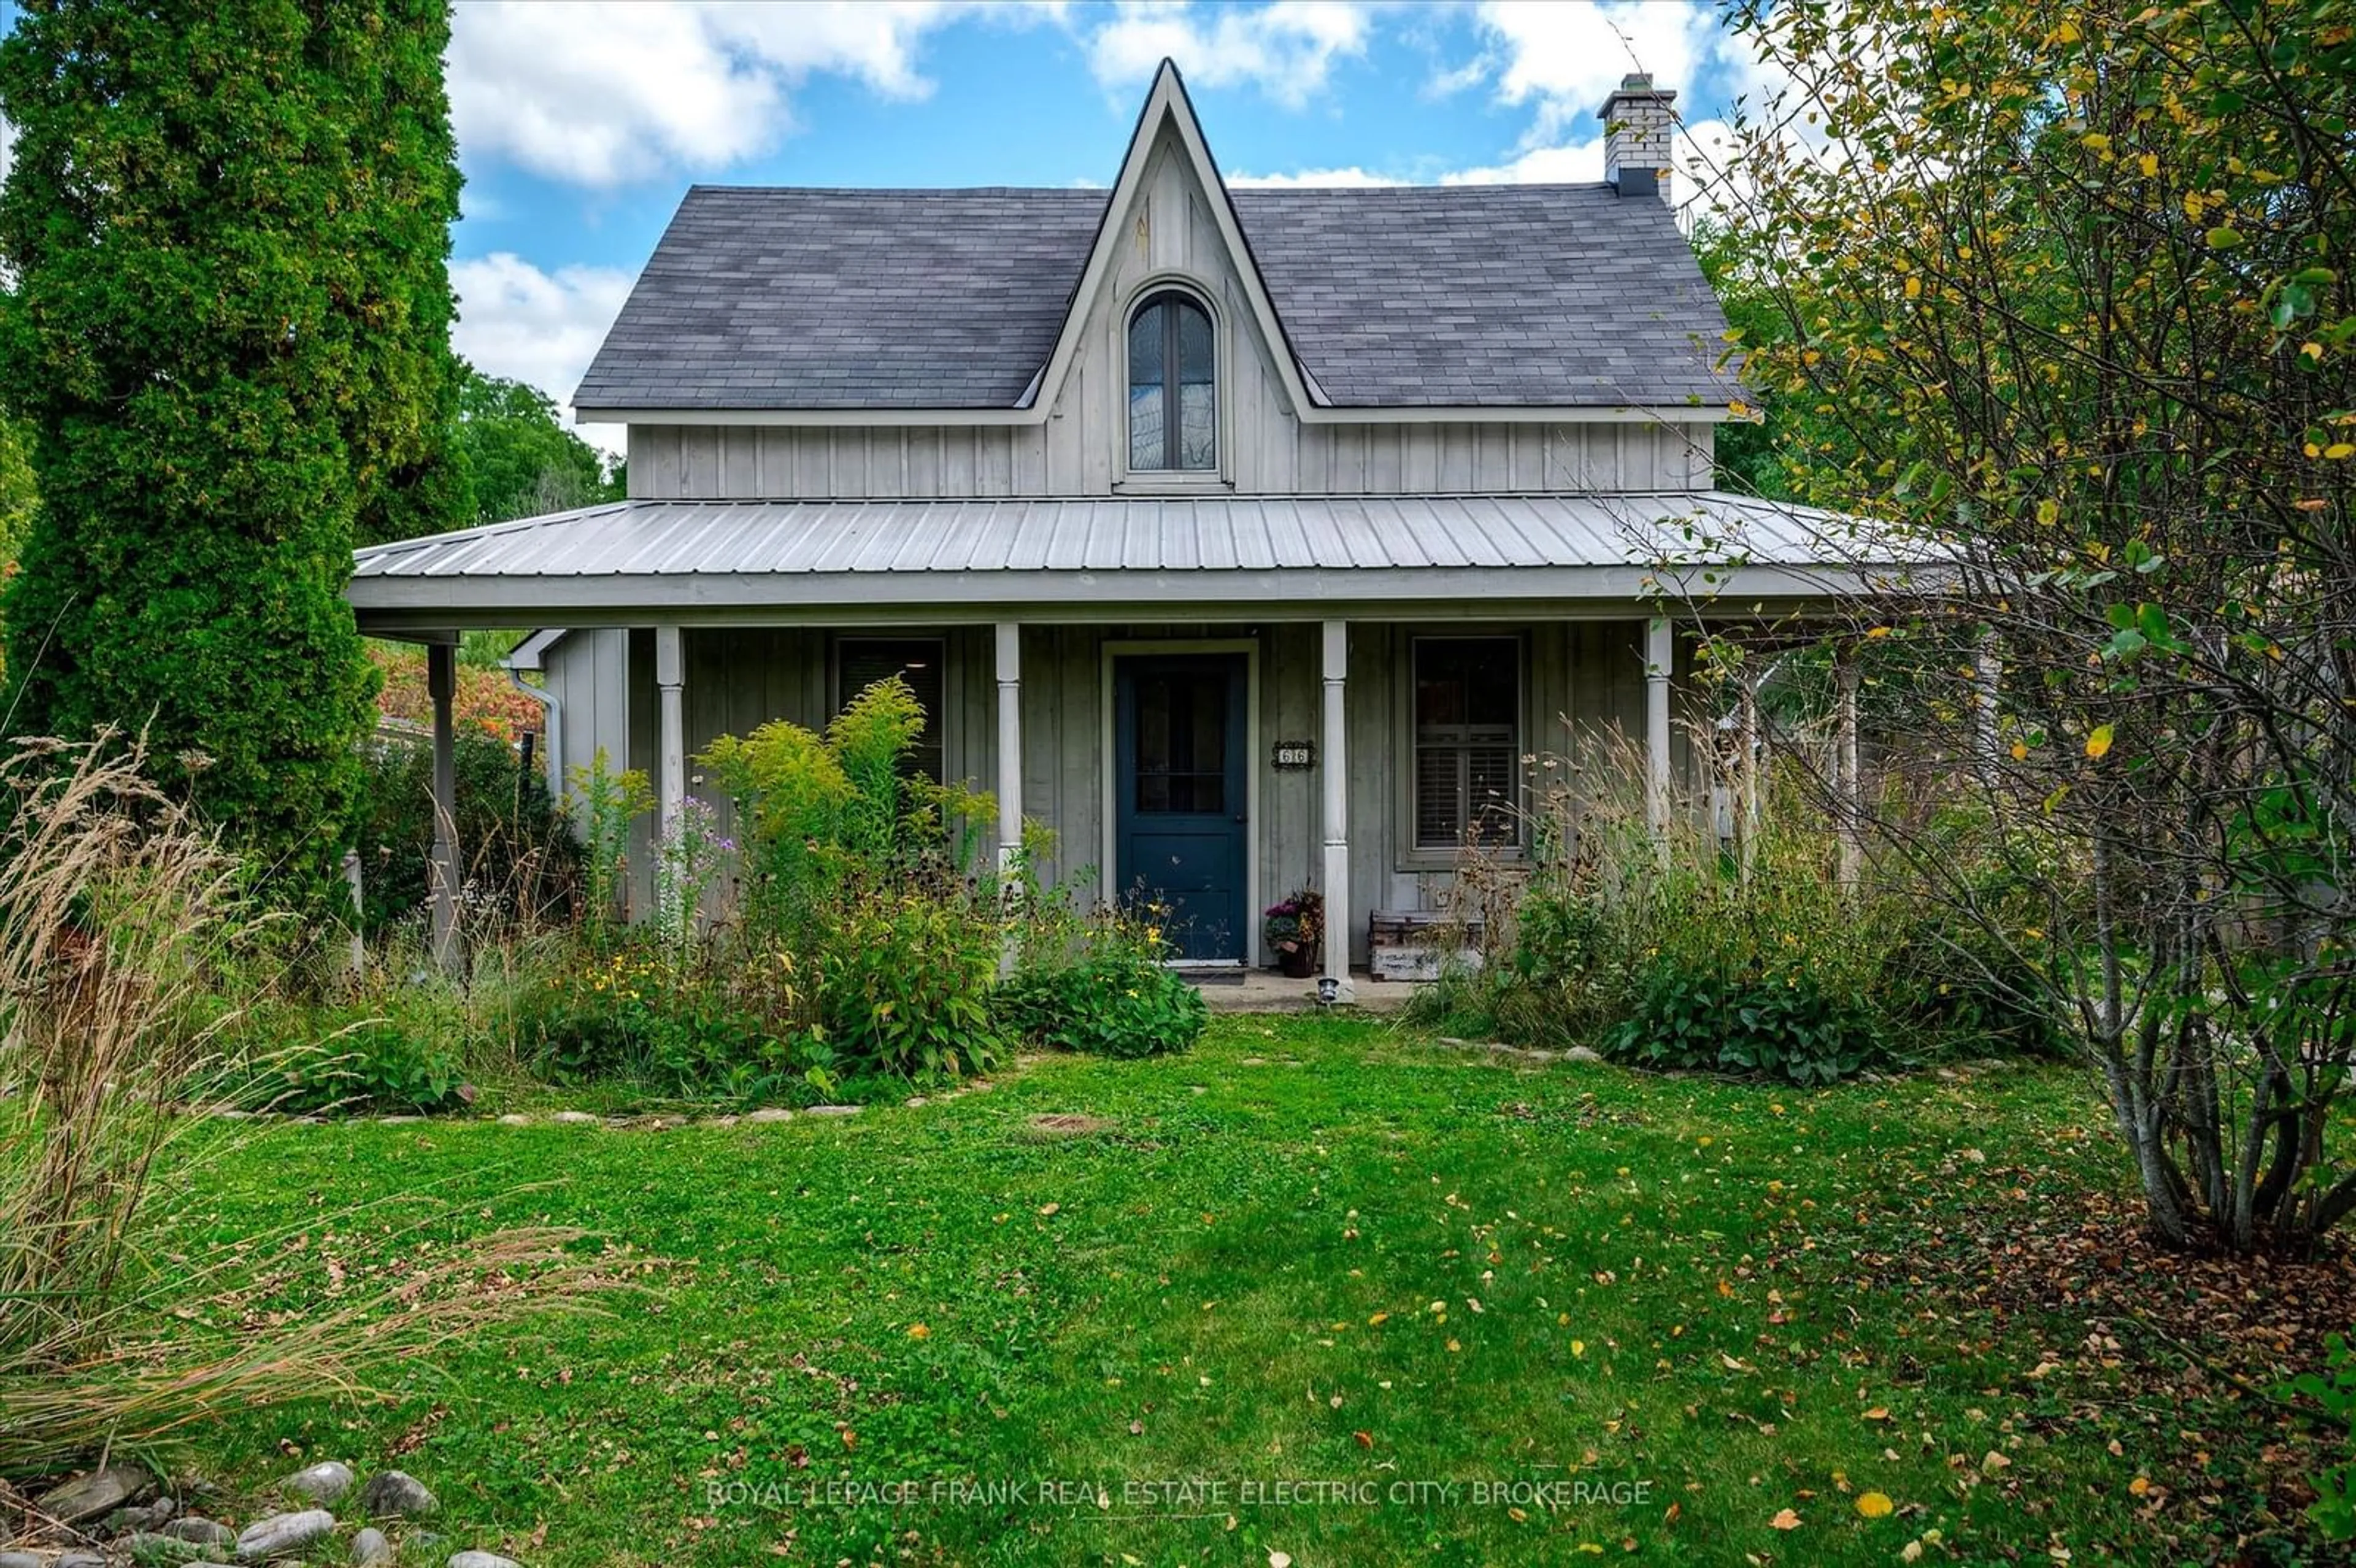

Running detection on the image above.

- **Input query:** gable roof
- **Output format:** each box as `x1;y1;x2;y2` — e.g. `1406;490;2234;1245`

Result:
573;61;1733;420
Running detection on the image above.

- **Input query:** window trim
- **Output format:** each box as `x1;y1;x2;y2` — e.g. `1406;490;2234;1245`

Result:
1397;631;1528;870
1115;278;1229;490
831;633;950;785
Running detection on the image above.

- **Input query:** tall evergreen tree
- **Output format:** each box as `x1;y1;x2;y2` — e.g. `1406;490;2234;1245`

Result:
0;0;467;899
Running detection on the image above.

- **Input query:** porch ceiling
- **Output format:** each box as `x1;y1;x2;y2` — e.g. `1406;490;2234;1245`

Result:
348;491;1907;629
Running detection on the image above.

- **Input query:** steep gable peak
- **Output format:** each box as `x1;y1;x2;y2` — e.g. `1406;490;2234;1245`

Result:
1026;60;1319;416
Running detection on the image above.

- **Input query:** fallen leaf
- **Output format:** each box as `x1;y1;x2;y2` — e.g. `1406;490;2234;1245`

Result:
1268;1553;1292;1568
1856;1492;1894;1519
1769;1508;1801;1530
906;1323;930;1340
1037;1202;1060;1216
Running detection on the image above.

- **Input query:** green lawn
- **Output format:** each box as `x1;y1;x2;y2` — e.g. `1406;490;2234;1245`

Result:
161;1016;2324;1566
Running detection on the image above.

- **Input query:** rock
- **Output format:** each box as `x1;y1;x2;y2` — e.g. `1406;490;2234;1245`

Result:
706;1114;739;1128
903;1096;928;1108
38;1462;155;1523
0;1552;48;1568
351;1527;395;1566
163;1518;236;1547
235;1509;335;1560
378;1114;425;1124
1562;1045;1603;1063
356;1470;438;1519
283;1460;353;1504
744;1107;793;1123
128;1531;228;1566
446;1554;522;1568
496;1113;532;1126
104;1496;180;1535
56;1555;109;1568
551;1110;599;1125
805;1104;861;1116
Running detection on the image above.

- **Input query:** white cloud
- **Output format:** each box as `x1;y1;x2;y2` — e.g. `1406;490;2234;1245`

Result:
1228;165;1401;188
448;1;1031;187
1464;0;1717;144
1439;140;1605;186
1086;1;1371;109
451;253;637;456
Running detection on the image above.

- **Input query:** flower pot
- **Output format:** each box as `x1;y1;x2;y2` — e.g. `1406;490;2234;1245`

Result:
1277;946;1317;979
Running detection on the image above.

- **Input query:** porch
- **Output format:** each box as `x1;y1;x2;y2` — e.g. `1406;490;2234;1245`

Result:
348;491;1877;993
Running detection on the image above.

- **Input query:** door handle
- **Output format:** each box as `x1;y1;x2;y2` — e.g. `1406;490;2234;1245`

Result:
1233;815;1247;824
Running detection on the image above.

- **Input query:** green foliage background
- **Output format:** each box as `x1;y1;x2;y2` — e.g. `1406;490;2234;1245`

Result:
0;0;465;901
453;366;620;527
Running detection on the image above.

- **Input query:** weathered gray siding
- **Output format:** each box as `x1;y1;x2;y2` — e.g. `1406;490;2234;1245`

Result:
540;627;629;793
625;125;1717;504
550;617;1681;966
627;420;1715;501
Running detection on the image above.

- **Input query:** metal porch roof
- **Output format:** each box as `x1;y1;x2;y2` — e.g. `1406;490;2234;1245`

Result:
348;493;1894;624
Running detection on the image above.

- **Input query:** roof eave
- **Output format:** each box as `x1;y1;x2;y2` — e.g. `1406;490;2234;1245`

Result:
577;401;1741;427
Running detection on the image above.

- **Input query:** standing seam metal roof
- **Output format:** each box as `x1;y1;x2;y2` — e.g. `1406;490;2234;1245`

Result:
352;493;1873;582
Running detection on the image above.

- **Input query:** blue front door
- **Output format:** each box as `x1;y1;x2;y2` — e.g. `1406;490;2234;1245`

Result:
1114;655;1248;963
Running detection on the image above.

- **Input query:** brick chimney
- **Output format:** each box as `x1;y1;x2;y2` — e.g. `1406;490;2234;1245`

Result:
1600;73;1676;204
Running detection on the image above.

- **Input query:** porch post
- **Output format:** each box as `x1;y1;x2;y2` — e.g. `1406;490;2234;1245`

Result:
1835;645;1862;893
1971;631;2001;789
995;621;1022;877
427;640;460;972
655;625;685;834
1320;619;1354;1001
1738;674;1762;883
1644;617;1673;862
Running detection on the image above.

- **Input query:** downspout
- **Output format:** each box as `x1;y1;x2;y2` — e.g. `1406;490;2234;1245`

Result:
507;666;561;802
502;631;564;804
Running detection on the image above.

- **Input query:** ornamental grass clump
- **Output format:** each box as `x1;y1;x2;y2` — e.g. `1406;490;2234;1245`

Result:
0;732;617;1478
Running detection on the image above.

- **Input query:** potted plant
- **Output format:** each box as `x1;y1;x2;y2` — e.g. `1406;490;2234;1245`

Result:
1263;890;1324;979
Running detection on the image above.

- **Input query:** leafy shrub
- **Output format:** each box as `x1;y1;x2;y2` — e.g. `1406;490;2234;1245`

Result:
998;947;1207;1059
1606;963;1882;1086
696;676;1003;1082
1409;737;1938;1080
261;1017;469;1113
813;891;1005;1078
998;849;1207;1059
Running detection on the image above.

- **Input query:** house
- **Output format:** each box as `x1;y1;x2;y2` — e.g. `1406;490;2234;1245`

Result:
351;64;1874;993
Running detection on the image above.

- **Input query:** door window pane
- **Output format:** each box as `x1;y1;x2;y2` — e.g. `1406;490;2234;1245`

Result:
1134;668;1226;814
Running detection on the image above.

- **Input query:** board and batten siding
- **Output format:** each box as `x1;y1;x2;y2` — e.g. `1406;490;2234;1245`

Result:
624;124;1717;504
627;418;1716;501
553;618;1675;965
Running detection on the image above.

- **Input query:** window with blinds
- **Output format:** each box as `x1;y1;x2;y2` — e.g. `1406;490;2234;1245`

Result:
1412;637;1520;850
835;637;946;783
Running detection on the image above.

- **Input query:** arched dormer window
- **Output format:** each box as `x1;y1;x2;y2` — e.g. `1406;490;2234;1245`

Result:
1127;290;1215;471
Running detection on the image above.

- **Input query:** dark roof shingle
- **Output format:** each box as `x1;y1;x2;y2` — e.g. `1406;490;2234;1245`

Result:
572;183;1733;413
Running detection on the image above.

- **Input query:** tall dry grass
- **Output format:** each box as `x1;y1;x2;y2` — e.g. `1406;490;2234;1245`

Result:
0;732;622;1482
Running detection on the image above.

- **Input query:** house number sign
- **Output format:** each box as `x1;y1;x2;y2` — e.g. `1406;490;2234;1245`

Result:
1272;740;1317;771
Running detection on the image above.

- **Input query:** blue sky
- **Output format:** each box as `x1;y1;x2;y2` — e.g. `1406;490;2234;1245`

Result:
445;2;1778;453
